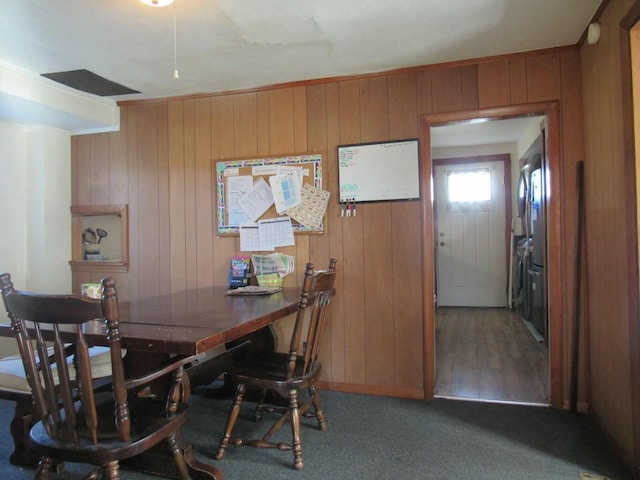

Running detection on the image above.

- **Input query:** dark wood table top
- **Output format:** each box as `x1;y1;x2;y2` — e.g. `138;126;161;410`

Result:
0;286;301;356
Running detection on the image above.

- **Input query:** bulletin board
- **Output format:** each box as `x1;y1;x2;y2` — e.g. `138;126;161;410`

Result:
214;152;325;235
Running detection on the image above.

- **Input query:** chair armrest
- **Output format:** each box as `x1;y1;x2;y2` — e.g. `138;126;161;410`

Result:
124;353;205;391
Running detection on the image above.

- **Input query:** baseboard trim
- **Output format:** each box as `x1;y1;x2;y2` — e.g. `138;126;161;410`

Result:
318;381;424;399
561;398;590;413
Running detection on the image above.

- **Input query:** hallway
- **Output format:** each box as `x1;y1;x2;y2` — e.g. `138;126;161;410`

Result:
435;307;549;405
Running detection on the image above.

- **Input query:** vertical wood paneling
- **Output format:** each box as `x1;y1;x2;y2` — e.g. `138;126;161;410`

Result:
307;103;331;273
363;206;394;384
585;6;619;423
338;79;366;384
213;96;235;159
233;93;258;158
107;115;131;298
194;98;214;288
256;91;270;156
90;134;109;204
293;86;308;152
461;65;479;110
580;0;636;465
338;80;361;141
388;73;419;137
183;100;198;292
325;82;347;383
268;88;295;153
306;85;333;373
156;102;171;295
73;45;591;405
431;67;464;112
108;116;129;205
478;60;511;107
126;105;140;301
359;77;389;140
509;58;528;104
388;73;423;390
416;71;433;116
137;104;161;298
526;53;562;102
293;86;310;276
168;101;187;293
211;96;236;285
359;76;394;385
70;136;80;205
559;49;584;401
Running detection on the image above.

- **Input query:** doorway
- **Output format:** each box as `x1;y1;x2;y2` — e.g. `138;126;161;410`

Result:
433;137;546;404
419;102;562;408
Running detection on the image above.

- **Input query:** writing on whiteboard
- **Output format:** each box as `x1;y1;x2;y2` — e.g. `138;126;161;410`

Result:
338;139;420;203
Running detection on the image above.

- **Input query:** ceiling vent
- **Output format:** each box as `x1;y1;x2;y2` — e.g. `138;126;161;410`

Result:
41;69;140;97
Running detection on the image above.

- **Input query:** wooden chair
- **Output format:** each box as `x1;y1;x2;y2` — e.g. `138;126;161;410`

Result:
214;259;337;470
0;344;117;468
0;273;197;480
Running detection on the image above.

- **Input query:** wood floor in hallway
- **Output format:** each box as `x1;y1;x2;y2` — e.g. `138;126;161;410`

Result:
435;307;549;405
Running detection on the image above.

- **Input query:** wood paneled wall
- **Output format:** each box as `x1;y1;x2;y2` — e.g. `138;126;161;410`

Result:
581;0;639;471
71;46;584;402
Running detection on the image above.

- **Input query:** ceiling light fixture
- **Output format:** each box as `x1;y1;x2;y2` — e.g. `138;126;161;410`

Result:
139;0;174;6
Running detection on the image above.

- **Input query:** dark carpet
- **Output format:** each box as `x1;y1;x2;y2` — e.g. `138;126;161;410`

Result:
0;391;632;479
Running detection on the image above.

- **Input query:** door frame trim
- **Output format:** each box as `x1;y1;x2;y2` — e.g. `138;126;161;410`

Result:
419;102;562;408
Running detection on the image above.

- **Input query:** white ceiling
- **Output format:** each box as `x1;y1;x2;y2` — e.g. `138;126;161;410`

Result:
431;116;544;150
0;0;600;140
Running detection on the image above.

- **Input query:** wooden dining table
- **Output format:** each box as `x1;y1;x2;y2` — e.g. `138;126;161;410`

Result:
80;285;301;354
0;285;302;480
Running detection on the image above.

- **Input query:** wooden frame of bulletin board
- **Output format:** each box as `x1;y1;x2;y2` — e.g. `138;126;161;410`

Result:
214;152;325;235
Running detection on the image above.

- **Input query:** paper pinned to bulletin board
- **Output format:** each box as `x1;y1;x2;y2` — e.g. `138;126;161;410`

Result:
214;153;327;235
286;183;330;229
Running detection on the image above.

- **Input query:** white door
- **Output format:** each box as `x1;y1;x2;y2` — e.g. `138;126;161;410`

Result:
435;161;507;307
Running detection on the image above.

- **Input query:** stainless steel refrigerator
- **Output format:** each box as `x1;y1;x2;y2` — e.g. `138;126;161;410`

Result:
528;155;547;341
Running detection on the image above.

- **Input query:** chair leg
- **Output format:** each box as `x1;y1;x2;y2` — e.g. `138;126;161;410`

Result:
9;398;40;467
215;383;246;460
83;469;101;480
101;460;120;480
166;433;191;480
254;387;267;422
35;456;56;480
308;384;327;431
288;389;303;470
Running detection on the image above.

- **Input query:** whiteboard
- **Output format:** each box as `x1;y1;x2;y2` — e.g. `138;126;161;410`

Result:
338;139;420;203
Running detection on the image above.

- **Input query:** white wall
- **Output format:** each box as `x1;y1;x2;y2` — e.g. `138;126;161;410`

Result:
25;126;72;294
0;121;28;290
0;122;72;355
0;121;71;293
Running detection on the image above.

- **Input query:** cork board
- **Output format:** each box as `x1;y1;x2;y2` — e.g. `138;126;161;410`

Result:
214;153;325;235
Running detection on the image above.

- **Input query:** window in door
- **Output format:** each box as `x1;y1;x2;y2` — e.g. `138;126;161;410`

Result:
447;167;492;213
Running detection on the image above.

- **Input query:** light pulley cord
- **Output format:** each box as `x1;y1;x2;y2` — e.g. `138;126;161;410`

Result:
173;1;179;79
